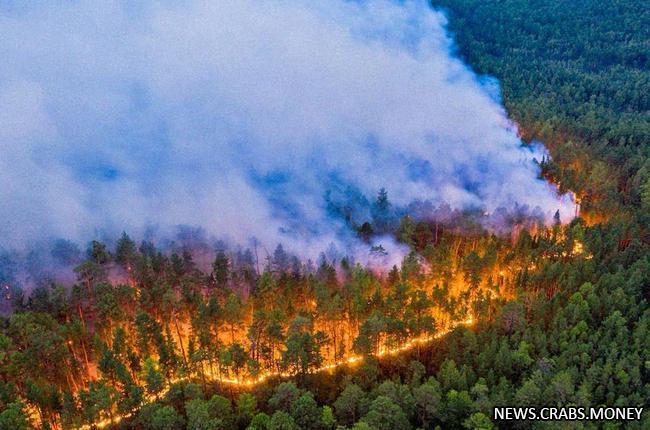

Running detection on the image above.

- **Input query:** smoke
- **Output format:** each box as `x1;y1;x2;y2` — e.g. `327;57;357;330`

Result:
0;0;573;262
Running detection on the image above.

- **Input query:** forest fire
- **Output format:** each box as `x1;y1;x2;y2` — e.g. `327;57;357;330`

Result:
80;317;476;430
0;0;646;429
0;219;592;430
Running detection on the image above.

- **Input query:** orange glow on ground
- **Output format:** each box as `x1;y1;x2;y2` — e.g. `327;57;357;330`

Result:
78;317;476;430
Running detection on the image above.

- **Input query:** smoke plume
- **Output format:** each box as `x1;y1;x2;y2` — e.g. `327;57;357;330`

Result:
0;0;573;261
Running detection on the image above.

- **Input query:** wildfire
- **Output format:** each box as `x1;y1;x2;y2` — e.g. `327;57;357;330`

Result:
572;240;592;259
79;317;476;430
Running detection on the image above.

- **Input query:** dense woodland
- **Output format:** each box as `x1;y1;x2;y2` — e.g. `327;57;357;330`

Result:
1;1;649;429
436;0;650;224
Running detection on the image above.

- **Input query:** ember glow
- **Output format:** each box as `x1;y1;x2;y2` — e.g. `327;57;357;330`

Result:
61;226;593;429
80;317;476;430
1;196;593;430
0;2;599;430
2;180;591;430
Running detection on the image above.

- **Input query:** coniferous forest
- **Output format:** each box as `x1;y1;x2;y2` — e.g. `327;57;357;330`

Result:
0;1;648;429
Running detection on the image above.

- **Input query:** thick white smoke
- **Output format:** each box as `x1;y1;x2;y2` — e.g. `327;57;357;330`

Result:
0;0;573;260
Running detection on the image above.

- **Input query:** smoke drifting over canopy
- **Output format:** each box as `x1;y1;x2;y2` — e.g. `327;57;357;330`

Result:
0;0;572;256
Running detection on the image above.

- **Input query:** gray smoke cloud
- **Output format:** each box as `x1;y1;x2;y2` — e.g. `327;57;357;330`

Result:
0;0;573;262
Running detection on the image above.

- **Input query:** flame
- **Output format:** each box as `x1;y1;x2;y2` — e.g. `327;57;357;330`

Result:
78;317;476;430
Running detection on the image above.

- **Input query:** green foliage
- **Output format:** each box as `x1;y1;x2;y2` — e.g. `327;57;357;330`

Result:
414;378;442;428
236;393;258;428
0;402;31;430
372;380;416;421
150;405;185;430
206;394;234;429
268;411;298;430
141;358;165;398
282;317;326;376
333;383;367;426
361;395;411;430
185;399;211;430
248;412;271;430
269;382;302;413
321;405;336;430
289;393;321;429
78;380;118;426
434;0;650;219
463;412;493;430
184;395;233;430
2;5;648;429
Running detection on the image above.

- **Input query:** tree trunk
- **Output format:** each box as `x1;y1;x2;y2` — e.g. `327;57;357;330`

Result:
173;316;188;366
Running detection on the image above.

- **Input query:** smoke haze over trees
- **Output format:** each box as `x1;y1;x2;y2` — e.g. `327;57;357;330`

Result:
0;0;572;257
0;0;649;429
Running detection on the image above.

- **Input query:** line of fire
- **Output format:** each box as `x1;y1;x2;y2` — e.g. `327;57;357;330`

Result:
1;203;593;429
